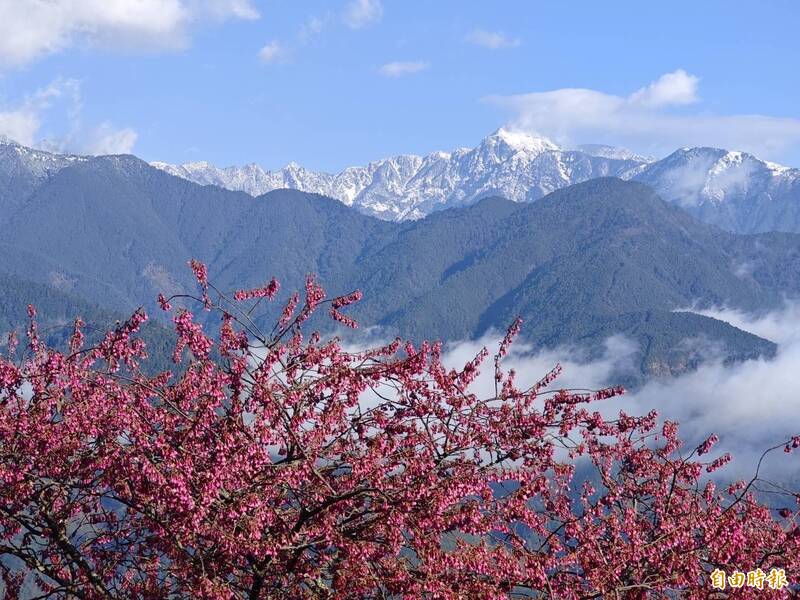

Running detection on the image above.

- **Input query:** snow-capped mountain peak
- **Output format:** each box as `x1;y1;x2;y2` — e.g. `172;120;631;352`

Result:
622;146;792;204
622;146;800;232
151;130;644;220
484;127;560;155
2;131;799;234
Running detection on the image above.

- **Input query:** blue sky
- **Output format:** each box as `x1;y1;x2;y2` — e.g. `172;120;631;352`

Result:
1;0;799;171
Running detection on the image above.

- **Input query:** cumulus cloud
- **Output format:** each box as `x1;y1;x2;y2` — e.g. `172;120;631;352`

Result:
0;79;138;155
378;61;429;78
628;69;699;107
0;108;41;147
258;40;285;64
81;122;138;154
465;29;521;49
486;69;800;162
41;121;139;156
0;0;260;69
342;0;383;29
0;78;81;147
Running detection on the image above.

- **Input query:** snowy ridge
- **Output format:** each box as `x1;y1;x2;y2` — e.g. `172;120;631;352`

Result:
3;132;799;232
152;128;643;220
151;129;799;225
624;147;800;206
0;138;88;179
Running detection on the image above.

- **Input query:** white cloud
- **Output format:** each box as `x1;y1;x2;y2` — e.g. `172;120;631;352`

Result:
258;40;285;64
620;304;800;481
340;302;800;486
0;0;260;69
0;79;138;155
82;122;138;154
486;69;800;162
378;61;429;78
204;0;259;20
298;15;326;42
259;13;331;64
628;69;699;107
0;78;81;146
0;109;41;147
688;304;800;348
429;304;800;483
343;0;382;29
465;29;521;49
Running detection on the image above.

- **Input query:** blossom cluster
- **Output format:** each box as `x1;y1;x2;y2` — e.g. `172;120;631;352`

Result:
0;263;797;599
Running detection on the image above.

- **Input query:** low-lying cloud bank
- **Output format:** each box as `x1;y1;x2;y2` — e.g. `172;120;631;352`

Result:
427;304;800;484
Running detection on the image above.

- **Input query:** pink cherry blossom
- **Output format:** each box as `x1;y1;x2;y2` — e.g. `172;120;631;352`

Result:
0;267;797;599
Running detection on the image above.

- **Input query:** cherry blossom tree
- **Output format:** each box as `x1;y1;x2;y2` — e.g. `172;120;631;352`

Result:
1;263;798;599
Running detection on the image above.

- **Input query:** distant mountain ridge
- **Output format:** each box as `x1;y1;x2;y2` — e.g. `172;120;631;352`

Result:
152;129;643;221
628;147;800;234
1;144;799;385
5;133;799;233
0;139;88;217
150;131;800;233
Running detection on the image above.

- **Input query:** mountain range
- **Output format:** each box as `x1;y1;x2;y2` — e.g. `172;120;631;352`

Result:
2;138;800;386
151;129;643;221
152;129;800;234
